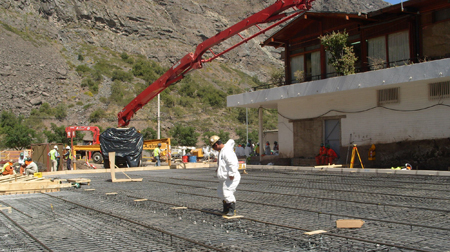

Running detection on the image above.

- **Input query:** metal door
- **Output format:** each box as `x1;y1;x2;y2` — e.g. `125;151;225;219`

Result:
324;119;341;158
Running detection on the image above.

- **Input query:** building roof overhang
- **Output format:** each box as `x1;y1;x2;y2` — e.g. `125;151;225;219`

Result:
262;11;371;48
227;58;450;109
262;0;450;48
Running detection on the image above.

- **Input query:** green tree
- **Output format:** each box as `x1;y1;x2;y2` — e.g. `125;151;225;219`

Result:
235;128;259;146
43;123;68;144
141;127;157;140
43;123;84;145
1;123;36;150
0;111;36;149
170;124;199;146
0;110;19;128
320;30;357;76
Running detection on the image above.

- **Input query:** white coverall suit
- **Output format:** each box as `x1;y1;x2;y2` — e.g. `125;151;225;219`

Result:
216;139;241;203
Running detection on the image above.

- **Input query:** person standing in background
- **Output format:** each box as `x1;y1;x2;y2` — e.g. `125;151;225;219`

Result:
48;145;58;172
154;143;161;166
64;146;73;170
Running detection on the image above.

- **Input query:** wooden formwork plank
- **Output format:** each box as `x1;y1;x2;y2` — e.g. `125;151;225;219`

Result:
0;181;72;191
0;188;61;195
222;215;244;219
112;178;143;182
0;175;47;183
0;206;12;213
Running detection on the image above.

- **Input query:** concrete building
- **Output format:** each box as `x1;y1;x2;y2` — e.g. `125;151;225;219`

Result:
228;0;450;169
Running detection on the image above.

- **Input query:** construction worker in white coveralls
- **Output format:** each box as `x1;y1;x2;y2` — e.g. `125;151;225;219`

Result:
48;145;59;172
210;135;241;216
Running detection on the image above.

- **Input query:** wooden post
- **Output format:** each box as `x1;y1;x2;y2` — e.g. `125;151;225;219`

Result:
168;138;171;167
109;152;116;182
109;152;142;182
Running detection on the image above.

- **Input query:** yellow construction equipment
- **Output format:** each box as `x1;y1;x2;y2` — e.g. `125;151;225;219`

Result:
349;144;364;169
72;138;171;169
191;148;203;158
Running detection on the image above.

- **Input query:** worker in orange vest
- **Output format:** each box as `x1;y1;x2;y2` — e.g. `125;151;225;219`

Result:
2;160;15;175
325;144;338;165
315;143;327;165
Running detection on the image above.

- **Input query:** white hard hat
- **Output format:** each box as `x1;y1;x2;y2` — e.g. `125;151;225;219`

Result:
209;135;220;147
66;146;71;150
54;145;58;149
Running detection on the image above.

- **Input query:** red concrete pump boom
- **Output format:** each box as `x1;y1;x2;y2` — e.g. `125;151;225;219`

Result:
117;0;315;127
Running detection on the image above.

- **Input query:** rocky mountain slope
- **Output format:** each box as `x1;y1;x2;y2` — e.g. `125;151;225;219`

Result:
0;0;389;142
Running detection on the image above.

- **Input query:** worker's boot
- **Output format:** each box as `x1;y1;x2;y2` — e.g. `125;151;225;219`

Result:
221;200;229;215
226;202;236;216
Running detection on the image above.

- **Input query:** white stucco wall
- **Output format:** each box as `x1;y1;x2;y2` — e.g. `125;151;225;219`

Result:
278;79;450;154
278;116;294;157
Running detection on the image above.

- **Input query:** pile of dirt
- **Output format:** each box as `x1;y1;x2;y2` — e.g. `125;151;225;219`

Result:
73;160;104;170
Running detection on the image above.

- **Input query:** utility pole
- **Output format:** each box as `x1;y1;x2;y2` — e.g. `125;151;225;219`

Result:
157;93;160;139
246;107;248;144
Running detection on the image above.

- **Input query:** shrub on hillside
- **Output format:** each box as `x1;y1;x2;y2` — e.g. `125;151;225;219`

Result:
39;103;53;116
89;109;106;123
54;103;67;120
112;70;134;82
161;91;175;108
76;64;91;74
132;59;165;83
109;81;125;103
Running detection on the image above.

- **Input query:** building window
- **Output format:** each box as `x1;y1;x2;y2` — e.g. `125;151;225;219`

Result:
429;81;450;100
388;31;410;67
368;36;386;70
378;87;399;106
305;51;321;81
290;55;304;83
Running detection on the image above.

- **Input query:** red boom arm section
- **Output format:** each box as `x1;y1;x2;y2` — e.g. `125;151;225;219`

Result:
117;0;315;127
65;126;101;144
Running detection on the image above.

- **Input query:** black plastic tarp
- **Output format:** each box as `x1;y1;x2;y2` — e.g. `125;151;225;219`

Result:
100;127;143;168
